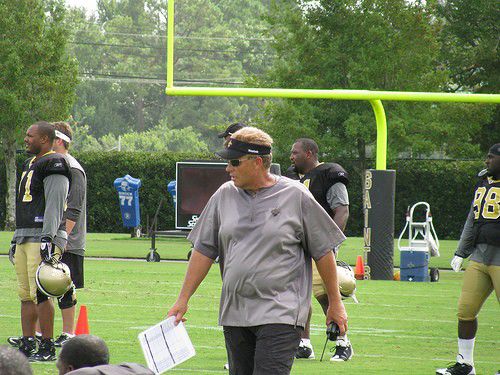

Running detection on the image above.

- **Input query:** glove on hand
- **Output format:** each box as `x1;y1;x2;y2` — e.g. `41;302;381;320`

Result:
450;255;464;272
40;237;54;262
9;241;16;265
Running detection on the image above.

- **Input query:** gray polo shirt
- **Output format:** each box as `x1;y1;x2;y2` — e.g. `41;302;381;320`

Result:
188;176;346;328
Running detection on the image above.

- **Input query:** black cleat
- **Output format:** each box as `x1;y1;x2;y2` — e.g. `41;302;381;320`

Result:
8;333;42;348
330;339;353;361
18;336;37;357
436;357;475;375
54;333;74;347
29;338;56;362
295;340;315;359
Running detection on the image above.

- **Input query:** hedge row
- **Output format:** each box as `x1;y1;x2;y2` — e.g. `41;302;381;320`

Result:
0;152;483;239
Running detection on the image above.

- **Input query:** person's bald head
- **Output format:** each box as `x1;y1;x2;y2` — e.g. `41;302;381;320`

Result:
57;335;109;375
0;345;33;375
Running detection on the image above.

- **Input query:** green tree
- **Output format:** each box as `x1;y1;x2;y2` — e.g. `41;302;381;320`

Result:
0;0;78;228
99;120;209;152
436;0;499;152
256;0;489;167
67;0;273;148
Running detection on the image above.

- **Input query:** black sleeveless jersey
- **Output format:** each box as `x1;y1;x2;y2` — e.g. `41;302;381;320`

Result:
472;176;500;246
299;163;349;217
16;152;71;229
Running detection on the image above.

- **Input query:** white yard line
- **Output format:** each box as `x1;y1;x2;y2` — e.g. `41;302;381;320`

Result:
103;341;500;365
2;314;495;344
170;368;225;373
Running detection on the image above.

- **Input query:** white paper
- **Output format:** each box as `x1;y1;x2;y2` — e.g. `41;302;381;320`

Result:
138;316;196;374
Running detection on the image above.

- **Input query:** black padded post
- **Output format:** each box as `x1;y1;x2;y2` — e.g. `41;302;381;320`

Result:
363;169;396;280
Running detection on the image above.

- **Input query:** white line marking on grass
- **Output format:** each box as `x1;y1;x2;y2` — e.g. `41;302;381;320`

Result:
105;340;227;350
99;280;186;286
311;315;457;324
28;345;498;367
357;302;459;311
86;257;188;263
86;281;459;299
82;302;218;313
310;325;402;333
16;288;493;312
81;289;219;299
125;324;500;344
359;291;459;298
170;368;225;373
356;354;500;365
105;340;499;365
2;314;495;344
106;340;498;364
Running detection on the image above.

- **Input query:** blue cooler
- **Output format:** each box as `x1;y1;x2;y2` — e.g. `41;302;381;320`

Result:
400;245;429;282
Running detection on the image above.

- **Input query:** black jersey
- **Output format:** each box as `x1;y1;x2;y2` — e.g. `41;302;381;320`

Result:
299;163;349;217
16;152;71;230
472;176;500;246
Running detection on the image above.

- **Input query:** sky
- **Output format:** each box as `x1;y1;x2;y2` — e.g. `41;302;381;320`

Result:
66;0;98;14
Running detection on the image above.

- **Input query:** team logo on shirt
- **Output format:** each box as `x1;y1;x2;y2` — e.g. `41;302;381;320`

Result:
188;215;199;228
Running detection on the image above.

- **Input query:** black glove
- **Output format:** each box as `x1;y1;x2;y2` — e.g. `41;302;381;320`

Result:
40;237;54;262
9;241;16;265
326;322;340;342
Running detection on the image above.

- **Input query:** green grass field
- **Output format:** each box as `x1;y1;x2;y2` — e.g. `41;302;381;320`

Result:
0;233;498;374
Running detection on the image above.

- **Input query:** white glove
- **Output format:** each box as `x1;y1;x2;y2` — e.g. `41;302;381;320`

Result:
450;255;464;272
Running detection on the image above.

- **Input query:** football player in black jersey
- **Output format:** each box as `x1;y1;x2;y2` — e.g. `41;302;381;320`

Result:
289;138;353;362
436;144;500;375
8;121;70;362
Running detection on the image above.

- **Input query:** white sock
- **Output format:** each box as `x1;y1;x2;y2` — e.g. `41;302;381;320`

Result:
458;338;475;365
62;332;75;337
337;334;350;345
35;331;42;337
301;338;311;346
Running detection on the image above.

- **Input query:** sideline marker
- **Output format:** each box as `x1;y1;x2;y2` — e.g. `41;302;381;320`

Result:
355;255;365;280
75;305;90;335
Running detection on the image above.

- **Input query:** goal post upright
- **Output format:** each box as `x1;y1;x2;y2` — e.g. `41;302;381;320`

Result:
165;0;500;279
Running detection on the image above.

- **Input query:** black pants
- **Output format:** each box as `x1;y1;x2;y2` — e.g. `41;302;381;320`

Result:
223;324;302;375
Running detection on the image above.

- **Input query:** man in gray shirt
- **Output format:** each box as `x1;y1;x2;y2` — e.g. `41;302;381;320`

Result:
52;122;87;347
168;127;348;375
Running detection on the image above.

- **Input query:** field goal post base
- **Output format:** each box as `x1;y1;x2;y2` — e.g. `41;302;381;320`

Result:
363;169;396;280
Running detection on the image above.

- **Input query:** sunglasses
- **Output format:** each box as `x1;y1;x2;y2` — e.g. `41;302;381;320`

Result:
228;157;255;167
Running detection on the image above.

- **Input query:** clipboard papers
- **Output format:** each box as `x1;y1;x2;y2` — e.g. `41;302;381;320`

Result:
138;316;196;374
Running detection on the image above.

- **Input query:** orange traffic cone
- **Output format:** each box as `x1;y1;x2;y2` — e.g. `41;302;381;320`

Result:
354;255;365;280
75;305;90;335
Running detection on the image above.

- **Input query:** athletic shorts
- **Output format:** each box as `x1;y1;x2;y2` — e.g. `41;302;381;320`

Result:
15;242;62;302
457;260;500;321
61;252;84;289
223;324;302;375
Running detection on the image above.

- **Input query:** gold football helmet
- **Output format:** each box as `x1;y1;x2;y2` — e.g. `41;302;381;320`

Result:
35;261;73;298
337;260;358;303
